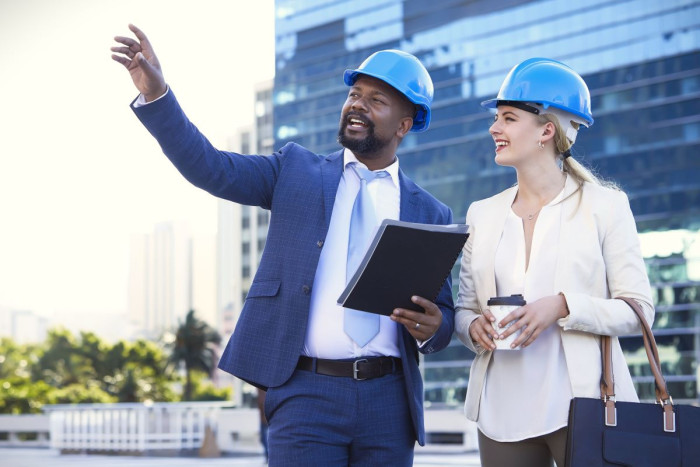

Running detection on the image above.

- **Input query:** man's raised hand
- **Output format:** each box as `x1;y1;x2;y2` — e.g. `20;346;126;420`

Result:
111;24;166;102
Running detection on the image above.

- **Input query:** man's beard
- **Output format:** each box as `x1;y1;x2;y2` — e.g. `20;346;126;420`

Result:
337;114;387;156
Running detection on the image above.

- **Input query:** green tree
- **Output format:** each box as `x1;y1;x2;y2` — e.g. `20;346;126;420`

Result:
0;337;39;380
188;372;231;402
32;328;97;387
102;339;176;403
167;310;221;401
52;382;116;405
0;337;50;414
77;331;108;380
1;321;224;413
0;377;56;414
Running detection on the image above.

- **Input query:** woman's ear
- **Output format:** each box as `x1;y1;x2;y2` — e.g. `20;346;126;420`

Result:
541;121;556;143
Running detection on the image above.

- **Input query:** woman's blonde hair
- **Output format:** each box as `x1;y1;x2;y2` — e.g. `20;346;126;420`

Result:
537;113;619;192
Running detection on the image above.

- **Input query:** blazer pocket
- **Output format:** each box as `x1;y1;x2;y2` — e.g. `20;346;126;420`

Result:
247;279;281;298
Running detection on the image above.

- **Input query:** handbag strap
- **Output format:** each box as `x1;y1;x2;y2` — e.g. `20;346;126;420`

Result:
615;297;668;400
600;297;675;432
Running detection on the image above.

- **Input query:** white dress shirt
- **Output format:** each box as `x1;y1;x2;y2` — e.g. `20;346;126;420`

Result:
304;149;401;359
478;185;572;441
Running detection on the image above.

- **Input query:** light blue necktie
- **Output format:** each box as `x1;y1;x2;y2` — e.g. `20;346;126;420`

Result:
345;163;389;347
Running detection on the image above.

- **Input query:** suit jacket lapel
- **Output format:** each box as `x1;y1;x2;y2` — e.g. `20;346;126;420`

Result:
477;186;517;305
321;149;344;228
398;169;421;223
553;175;581;293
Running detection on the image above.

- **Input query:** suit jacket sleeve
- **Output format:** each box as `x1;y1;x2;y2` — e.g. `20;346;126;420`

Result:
557;188;655;335
131;88;282;209
454;202;485;355
418;206;456;355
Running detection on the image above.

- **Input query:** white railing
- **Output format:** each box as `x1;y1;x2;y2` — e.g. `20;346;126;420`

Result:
0;414;50;447
29;402;472;454
43;401;236;453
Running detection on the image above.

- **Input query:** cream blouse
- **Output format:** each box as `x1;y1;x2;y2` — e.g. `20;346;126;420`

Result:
477;186;572;442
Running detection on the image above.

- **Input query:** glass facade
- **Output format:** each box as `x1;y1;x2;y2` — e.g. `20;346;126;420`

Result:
273;0;700;406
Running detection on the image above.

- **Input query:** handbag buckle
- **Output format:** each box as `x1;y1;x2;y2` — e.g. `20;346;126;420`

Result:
658;397;676;432
603;395;617;427
656;396;674;406
664;411;676;433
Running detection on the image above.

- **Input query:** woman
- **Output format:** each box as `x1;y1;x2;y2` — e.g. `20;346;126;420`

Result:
455;58;654;467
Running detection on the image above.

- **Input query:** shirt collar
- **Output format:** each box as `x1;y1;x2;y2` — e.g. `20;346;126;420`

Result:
343;148;400;188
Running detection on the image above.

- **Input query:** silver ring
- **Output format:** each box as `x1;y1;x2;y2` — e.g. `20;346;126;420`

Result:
415;322;420;330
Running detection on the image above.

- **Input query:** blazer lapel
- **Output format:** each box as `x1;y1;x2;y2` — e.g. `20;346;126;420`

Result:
477;186;518;305
398;169;421;223
320;149;344;228
553;175;581;293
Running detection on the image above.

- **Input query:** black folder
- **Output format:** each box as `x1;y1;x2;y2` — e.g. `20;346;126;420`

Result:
337;219;469;315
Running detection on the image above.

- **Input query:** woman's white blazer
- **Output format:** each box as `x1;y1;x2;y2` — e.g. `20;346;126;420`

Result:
455;176;654;422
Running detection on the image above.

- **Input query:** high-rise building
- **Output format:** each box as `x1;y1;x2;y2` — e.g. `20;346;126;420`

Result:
0;307;48;344
272;0;700;406
129;221;216;339
192;233;218;329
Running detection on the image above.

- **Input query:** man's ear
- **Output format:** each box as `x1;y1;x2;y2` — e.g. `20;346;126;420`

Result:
397;116;414;138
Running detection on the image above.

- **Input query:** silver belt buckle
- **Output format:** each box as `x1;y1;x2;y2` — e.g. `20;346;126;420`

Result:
353;359;368;380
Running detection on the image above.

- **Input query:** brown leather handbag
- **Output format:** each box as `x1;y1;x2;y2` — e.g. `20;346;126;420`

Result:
565;297;700;466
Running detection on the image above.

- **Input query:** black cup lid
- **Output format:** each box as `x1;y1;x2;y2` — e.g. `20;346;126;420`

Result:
487;294;526;306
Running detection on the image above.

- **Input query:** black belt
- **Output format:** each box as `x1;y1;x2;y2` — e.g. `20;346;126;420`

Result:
296;355;401;381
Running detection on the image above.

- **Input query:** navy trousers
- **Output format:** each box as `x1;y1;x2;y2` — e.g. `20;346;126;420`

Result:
264;366;415;466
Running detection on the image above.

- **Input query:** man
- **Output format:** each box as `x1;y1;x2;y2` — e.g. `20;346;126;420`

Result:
112;24;455;466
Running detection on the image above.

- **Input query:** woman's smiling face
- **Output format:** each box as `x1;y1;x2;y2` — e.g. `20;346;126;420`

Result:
489;105;545;167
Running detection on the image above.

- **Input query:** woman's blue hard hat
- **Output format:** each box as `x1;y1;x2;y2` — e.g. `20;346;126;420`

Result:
481;57;594;127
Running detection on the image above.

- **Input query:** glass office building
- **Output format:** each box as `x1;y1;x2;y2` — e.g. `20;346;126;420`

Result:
272;0;700;406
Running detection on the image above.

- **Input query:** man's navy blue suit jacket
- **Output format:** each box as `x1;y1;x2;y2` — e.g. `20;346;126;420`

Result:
132;89;456;444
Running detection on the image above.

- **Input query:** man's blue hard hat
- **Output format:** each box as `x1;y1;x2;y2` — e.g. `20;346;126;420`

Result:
481;57;594;127
344;49;434;132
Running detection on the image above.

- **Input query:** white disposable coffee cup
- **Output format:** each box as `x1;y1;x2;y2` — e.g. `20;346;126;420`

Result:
487;294;527;350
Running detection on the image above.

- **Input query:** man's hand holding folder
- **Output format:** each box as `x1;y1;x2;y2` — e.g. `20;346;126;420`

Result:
337;219;469;338
391;295;445;341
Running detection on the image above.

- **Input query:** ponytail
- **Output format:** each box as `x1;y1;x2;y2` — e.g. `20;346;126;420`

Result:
538;114;619;192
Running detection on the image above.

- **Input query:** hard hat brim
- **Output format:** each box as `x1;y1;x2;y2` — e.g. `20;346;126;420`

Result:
480;97;593;127
480;98;498;109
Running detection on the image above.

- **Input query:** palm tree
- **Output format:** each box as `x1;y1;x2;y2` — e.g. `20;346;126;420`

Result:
167;310;222;401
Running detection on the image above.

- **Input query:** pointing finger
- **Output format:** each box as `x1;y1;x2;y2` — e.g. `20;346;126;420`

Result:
129;23;155;53
128;24;149;41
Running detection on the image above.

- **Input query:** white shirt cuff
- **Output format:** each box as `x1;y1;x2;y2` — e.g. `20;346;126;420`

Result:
133;86;169;108
417;334;435;349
